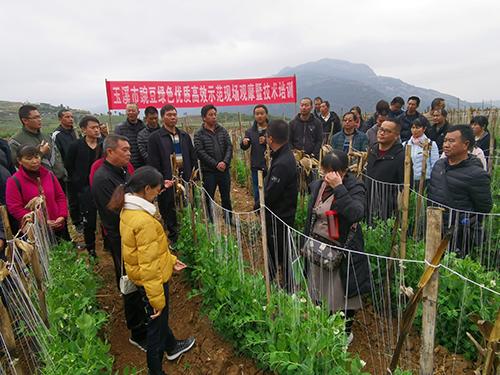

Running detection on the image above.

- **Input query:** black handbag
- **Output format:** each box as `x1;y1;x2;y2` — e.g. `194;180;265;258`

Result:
302;233;345;271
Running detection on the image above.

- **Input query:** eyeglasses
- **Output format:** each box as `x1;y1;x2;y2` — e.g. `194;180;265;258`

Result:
377;127;394;134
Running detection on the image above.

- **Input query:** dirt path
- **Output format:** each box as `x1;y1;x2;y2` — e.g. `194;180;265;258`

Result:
95;244;265;375
91;184;264;375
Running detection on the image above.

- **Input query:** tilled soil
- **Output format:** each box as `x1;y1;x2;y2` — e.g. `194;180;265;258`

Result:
93;182;475;374
95;242;266;375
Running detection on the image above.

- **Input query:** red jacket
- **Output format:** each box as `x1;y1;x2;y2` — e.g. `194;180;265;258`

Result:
89;157;135;186
6;166;68;223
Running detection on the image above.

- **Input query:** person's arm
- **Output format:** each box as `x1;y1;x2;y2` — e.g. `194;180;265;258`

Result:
52;172;68;219
222;128;233;166
147;135;162;174
137;130;149;162
0;141;16;174
240;129;252;150
332;113;341;134
288;122;296;149
8;139;20;167
470;171;492;213
135;223;176;311
5;177;29;222
429;141;439;171
265;163;290;207
64;141;77;180
187;135;197;177
312;121;323;157
91;174;116;212
332;182;366;224
194;132;218;169
358;133;368;152
114;124;124;135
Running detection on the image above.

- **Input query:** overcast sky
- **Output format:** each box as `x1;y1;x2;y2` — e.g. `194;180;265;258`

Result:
1;0;499;111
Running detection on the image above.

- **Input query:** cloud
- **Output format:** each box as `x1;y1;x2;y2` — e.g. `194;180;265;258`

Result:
1;0;499;110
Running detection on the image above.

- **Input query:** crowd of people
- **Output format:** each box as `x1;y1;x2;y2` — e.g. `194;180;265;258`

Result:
0;94;495;374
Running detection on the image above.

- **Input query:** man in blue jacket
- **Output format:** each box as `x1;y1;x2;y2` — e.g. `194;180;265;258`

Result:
331;112;368;153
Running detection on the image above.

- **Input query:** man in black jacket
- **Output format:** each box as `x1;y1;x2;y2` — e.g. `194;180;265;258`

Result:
241;104;269;210
365;118;405;222
396;96;430;142
51;109;80;227
289;97;323;158
52;109;78;161
265;119;298;291
318;100;341;144
426;108;450;154
91;134;147;351
148;104;196;244
115;103;146;169
65;116;103;257
194;104;233;222
388;96;405;119
0;138;16;175
137;106;160;162
428;125;492;257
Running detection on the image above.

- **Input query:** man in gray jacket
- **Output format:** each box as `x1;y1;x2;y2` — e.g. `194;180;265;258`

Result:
9;104;66;180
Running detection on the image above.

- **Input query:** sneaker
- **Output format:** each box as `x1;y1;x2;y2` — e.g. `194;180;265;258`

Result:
166;337;195;360
129;337;147;352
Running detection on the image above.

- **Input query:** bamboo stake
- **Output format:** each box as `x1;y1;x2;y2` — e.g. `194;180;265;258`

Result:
388;227;451;373
419;207;443;375
188;183;198;245
0;290;25;375
483;308;499;375
0;205;13;261
197;160;210;238
27;228;49;326
231;132;237;182
400;145;412;260
413;141;430;238
487;111;497;174
257;170;271;304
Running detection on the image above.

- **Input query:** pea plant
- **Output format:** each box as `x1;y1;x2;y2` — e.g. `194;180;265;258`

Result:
40;242;114;374
176;209;369;374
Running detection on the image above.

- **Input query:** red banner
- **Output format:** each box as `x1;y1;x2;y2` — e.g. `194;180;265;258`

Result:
105;76;296;110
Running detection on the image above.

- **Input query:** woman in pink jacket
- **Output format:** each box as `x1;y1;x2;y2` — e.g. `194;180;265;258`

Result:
6;145;69;240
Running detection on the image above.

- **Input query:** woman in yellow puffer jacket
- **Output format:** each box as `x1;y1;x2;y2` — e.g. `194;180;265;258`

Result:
108;166;195;375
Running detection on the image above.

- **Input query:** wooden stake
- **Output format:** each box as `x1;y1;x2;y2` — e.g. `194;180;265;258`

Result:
482;308;499;375
0;293;25;375
257;170;271;304
413;141;430;238
197;160;210;236
188;183;198;244
388;227;451;373
0;205;13;261
400;144;412;260
27;228;49;326
419;207;443;375
487;112;497;174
